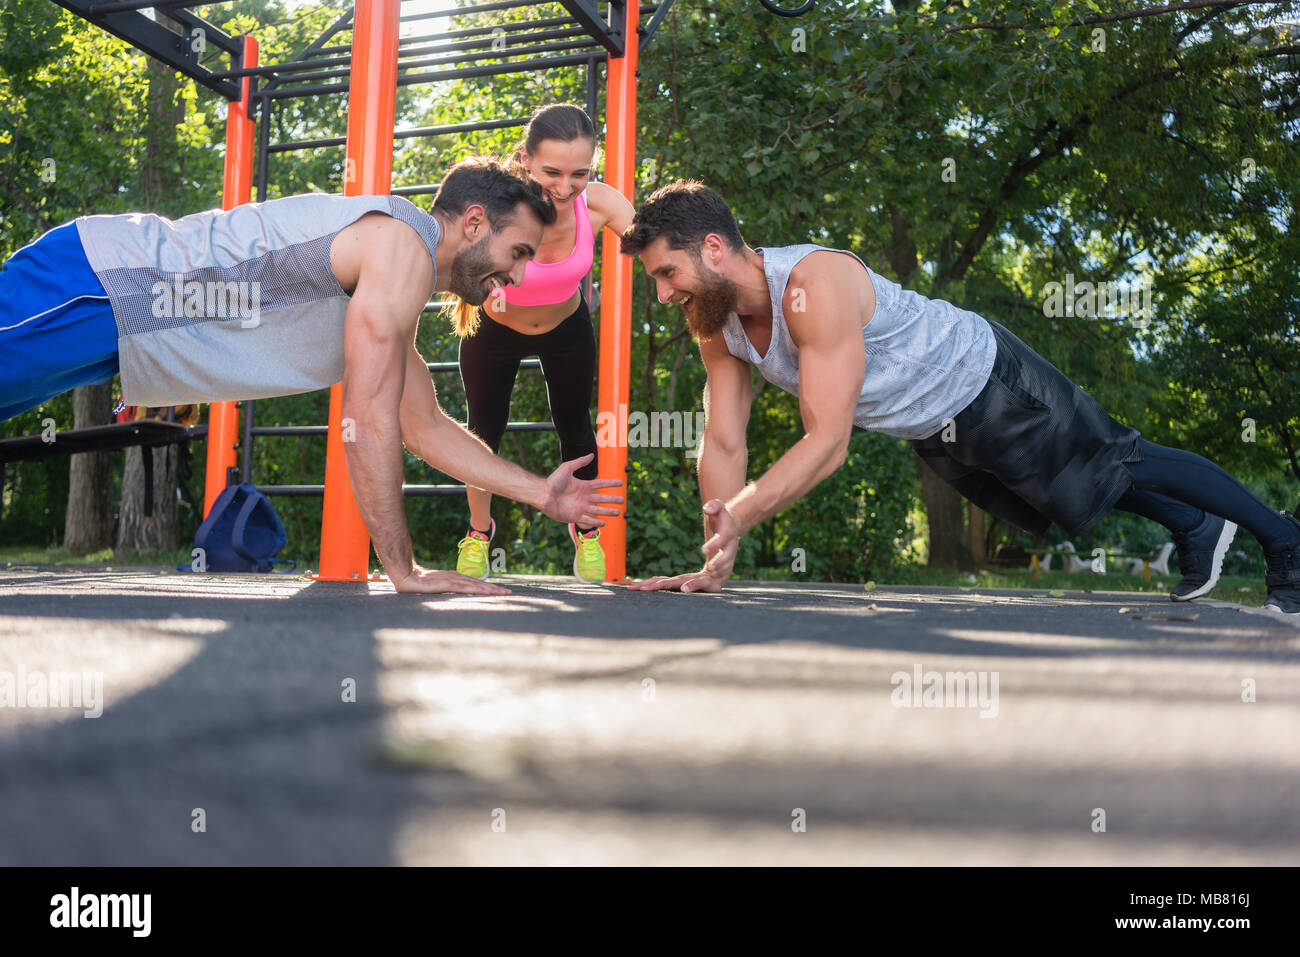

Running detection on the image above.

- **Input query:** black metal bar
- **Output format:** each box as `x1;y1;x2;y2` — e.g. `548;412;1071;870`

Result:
255;93;271;199
207;52;356;82
260;53;596;101
257;485;326;496
280;37;603;88
267;117;530;155
165;7;243;56
267;135;347;154
639;0;676;50
241;399;255;484
267;6;355;86
399;25;587;60
397;117;527;139
50;1;240;99
258;80;350;101
396;53;598;88
391;185;441;197
401;0;552;23
258;8;355;95
260;484;474;497
429;360;546;373
399;14;579;47
247;420;552;434
250;426;329;437
559;0;621;56
584;53;598;307
218;10;626;87
397;37;604;71
88;0;205;15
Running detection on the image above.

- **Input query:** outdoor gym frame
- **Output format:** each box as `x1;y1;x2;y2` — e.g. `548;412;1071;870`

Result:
52;0;673;581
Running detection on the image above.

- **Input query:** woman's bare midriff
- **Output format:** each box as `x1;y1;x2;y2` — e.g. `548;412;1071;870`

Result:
484;289;583;336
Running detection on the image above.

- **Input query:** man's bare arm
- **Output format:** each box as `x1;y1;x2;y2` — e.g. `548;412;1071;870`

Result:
398;344;622;528
339;227;433;587
702;260;866;572
696;332;752;537
628;331;752;592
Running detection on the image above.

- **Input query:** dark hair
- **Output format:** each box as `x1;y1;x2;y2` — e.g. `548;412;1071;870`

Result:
434;156;555;337
432;155;556;230
620;180;744;257
512;103;597;164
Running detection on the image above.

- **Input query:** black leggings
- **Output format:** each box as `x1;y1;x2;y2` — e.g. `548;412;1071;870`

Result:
458;296;598;481
1116;439;1298;550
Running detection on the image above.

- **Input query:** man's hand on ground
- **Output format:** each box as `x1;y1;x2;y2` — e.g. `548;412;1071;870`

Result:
539;454;625;526
627;568;728;593
391;565;511;595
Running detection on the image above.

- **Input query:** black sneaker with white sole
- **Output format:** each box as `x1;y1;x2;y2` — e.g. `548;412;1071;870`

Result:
1263;512;1300;615
1169;513;1237;601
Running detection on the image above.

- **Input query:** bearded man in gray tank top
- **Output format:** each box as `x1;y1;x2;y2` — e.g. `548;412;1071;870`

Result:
622;181;1300;615
0;157;623;595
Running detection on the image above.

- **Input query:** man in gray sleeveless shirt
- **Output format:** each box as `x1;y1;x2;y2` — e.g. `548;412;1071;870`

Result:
621;181;1300;614
0;157;623;595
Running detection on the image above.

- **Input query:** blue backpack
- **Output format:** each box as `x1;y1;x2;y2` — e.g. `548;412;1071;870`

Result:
183;482;294;573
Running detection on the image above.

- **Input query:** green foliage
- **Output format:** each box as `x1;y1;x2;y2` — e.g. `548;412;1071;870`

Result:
774;431;920;582
3;0;1299;584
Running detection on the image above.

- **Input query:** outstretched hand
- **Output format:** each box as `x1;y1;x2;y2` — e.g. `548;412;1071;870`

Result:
540;453;625;526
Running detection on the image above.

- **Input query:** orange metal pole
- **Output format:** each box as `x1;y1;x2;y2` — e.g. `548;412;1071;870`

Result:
316;0;400;580
597;2;639;581
204;36;259;517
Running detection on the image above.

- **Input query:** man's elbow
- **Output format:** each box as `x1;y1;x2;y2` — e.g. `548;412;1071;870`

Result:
821;429;852;476
700;431;745;464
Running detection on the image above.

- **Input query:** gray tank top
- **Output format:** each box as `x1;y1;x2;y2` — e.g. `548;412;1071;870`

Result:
719;244;995;440
74;193;440;406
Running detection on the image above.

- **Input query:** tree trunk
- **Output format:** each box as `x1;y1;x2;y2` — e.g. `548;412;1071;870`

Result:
112;46;187;561
115;445;179;559
63;384;116;554
967;503;985;567
915;454;972;570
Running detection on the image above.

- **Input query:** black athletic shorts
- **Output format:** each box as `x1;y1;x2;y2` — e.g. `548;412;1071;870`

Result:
909;320;1141;537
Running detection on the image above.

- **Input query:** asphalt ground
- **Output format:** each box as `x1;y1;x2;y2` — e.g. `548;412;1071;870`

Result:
1;567;1296;865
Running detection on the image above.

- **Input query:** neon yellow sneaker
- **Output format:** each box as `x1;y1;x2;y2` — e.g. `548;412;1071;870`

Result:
569;523;606;583
455;520;494;580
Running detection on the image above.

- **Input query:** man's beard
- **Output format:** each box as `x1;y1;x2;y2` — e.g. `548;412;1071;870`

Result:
684;269;739;341
448;233;497;306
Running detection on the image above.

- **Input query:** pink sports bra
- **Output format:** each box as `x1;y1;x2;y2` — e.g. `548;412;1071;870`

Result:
496;189;594;307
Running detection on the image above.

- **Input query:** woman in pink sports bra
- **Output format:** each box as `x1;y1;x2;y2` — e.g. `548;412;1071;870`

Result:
447;104;634;583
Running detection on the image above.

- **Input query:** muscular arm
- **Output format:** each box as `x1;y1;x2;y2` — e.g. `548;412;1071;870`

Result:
397;348;540;510
398;344;621;527
720;267;865;538
339;225;435;586
628;331;753;593
696;332;752;540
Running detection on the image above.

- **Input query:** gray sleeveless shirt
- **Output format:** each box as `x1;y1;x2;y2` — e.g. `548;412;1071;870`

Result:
719;244;995;440
74;193;440;405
